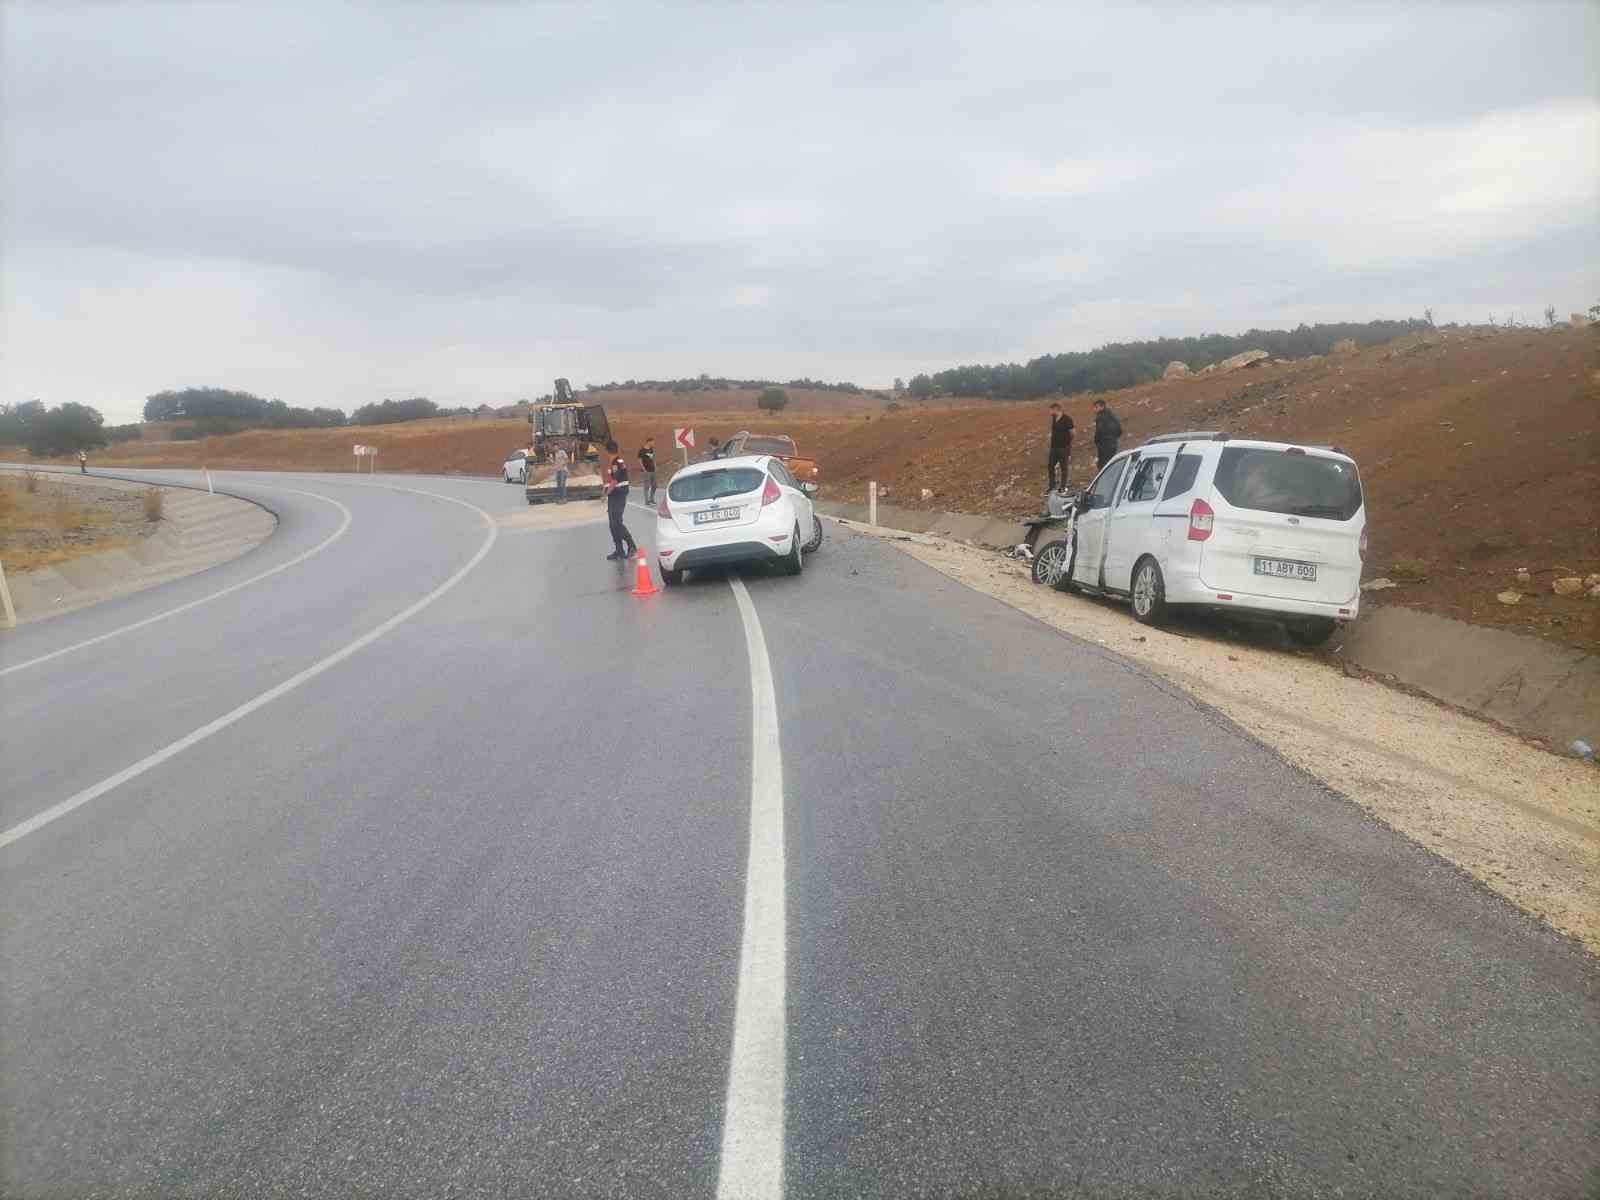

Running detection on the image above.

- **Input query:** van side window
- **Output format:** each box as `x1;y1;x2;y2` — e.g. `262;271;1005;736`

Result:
1085;458;1127;510
1162;453;1202;500
1127;457;1170;502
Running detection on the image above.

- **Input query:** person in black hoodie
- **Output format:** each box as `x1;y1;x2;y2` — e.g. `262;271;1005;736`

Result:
1046;402;1073;492
638;437;657;504
1092;399;1123;470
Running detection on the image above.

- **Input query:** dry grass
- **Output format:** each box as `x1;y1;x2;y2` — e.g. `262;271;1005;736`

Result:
143;487;164;522
0;477;129;572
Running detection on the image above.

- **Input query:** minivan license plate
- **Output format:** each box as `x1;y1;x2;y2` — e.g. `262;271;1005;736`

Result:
694;507;740;526
1254;557;1317;581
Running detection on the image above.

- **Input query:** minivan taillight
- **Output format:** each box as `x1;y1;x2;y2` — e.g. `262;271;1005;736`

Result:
761;476;781;507
657;492;670;518
1188;497;1215;542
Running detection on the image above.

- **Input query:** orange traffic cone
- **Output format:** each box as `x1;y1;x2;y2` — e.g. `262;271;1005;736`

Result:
632;550;659;596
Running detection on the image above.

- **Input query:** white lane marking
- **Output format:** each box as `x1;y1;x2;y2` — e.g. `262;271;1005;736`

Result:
718;576;787;1200
0;487;497;851
0;486;353;677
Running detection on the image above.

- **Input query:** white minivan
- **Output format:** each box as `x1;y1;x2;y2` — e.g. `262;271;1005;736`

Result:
1041;432;1367;645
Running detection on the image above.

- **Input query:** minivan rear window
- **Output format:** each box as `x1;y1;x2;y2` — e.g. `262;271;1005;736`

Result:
669;468;766;502
1212;447;1362;520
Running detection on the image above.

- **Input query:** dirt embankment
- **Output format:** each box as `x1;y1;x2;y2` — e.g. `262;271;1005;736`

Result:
0;471;161;572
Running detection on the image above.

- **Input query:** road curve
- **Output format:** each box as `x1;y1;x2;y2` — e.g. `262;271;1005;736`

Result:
2;469;1595;1198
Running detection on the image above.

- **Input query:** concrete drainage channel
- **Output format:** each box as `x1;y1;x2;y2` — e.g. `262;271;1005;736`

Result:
817;499;1599;755
1;473;277;625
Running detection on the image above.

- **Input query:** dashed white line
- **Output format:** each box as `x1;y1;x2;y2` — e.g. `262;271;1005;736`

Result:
0;485;353;677
717;576;788;1200
0;486;497;851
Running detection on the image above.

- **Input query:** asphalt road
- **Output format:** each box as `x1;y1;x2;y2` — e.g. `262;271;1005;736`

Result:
2;468;1596;1198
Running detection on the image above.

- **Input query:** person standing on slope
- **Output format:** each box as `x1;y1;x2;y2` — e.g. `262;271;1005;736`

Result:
1046;401;1073;492
602;440;638;562
1092;399;1123;470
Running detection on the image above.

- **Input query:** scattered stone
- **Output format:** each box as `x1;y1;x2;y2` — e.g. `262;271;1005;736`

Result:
1215;349;1270;374
920;488;933;501
1361;577;1399;591
1552;577;1584;596
1496;590;1523;605
1162;361;1191;379
1589;584;1600;599
1584;573;1600;588
1515;570;1533;587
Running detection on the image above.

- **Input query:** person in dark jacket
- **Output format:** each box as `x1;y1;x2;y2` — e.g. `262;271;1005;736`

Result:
1046;402;1073;492
602;440;638;561
1092;399;1122;470
638;438;657;504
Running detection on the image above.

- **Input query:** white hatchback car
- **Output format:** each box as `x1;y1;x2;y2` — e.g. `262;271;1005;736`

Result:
503;448;529;483
654;455;823;585
1036;432;1367;645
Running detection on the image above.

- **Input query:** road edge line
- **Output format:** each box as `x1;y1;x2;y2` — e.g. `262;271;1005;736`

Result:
0;489;497;851
717;576;788;1200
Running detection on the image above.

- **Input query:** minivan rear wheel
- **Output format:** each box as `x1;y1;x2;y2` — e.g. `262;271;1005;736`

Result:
1130;557;1169;626
1285;617;1337;647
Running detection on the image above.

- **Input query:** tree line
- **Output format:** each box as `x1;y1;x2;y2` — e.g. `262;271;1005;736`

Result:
144;388;347;437
906;318;1432;400
584;374;867;395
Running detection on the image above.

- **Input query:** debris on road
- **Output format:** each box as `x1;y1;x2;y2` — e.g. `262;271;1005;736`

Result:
1497;590;1524;605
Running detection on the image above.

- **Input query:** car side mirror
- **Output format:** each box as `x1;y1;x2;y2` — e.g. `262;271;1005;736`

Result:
1076;494;1094;512
800;482;818;497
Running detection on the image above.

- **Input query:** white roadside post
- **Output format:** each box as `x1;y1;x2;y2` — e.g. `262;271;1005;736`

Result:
353;443;363;472
204;467;213;495
0;559;16;629
869;480;878;527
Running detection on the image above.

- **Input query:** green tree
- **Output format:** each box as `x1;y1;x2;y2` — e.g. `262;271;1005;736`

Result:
0;400;47;445
907;374;935;398
25;402;107;457
757;387;789;412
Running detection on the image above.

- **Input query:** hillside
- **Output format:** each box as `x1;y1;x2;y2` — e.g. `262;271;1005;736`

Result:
19;326;1597;650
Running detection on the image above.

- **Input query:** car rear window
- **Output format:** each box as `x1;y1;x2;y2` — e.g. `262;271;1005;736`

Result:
1161;452;1202;500
741;436;796;456
1212;447;1362;520
669;468;766;502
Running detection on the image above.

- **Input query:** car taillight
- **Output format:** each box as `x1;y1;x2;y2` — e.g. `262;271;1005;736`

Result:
1188;497;1214;542
1359;527;1368;560
761;476;781;507
657;492;670;518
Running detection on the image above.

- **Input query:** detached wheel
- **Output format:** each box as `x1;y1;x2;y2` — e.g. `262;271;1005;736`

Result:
783;525;804;576
1032;539;1069;587
1286;617;1337;646
1130;557;1170;626
803;514;824;553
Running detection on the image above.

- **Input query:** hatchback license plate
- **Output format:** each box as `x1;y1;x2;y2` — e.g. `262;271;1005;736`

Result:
694;507;740;525
1254;557;1317;581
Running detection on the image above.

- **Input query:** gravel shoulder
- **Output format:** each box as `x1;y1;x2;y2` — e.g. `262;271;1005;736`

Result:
841;521;1600;955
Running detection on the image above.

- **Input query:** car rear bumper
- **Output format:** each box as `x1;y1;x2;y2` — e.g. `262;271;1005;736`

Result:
1168;573;1359;621
656;509;794;571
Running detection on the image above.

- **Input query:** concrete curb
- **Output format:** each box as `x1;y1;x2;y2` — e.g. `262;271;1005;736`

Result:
1341;606;1599;749
815;499;1024;549
1;476;277;625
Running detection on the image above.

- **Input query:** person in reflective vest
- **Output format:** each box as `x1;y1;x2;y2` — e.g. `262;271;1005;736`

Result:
603;441;638;562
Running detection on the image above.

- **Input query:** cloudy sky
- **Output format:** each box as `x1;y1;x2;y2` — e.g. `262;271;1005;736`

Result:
3;2;1597;423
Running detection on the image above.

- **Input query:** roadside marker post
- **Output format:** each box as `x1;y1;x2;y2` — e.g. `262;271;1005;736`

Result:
203;467;213;495
674;426;695;469
0;560;15;629
869;481;878;527
353;443;364;472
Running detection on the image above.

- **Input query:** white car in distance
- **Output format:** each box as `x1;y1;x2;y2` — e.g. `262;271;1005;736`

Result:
654;455;823;585
503;448;529;483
